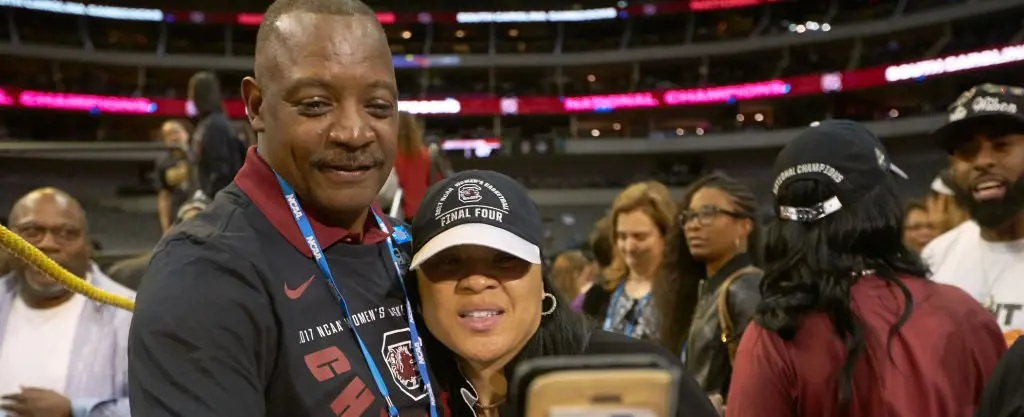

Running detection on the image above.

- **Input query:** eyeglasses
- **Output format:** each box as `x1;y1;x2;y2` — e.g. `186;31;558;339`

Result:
678;206;746;227
11;223;84;244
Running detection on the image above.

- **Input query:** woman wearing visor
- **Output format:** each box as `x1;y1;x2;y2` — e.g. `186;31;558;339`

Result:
403;170;717;417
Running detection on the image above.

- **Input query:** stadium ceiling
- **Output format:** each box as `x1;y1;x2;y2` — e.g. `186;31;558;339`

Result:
82;0;607;12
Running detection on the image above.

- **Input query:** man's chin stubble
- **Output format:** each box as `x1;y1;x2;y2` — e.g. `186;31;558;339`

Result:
956;184;1024;229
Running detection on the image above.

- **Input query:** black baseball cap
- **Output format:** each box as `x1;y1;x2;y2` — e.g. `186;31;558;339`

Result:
410;170;543;269
933;83;1024;153
771;119;908;222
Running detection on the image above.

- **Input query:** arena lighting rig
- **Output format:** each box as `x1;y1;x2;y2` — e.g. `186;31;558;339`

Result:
0;0;777;25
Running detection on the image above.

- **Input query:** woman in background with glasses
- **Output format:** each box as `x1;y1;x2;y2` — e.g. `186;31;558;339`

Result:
654;173;761;410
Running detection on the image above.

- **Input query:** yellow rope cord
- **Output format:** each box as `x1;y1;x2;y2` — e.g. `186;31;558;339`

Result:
0;224;134;311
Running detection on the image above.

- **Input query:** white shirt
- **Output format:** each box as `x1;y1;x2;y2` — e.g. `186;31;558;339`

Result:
922;220;1024;344
0;291;87;395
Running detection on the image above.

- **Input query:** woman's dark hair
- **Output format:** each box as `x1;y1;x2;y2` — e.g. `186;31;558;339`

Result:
587;216;614;269
756;176;928;409
188;71;224;115
405;261;590;403
654;172;761;354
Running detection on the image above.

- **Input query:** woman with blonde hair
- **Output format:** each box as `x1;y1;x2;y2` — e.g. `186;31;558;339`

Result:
582;181;678;341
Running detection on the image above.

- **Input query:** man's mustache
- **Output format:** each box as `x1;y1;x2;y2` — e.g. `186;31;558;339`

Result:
308;151;384;170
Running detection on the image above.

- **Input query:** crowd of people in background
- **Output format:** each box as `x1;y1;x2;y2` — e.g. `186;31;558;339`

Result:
540;84;1024;416
0;78;1022;417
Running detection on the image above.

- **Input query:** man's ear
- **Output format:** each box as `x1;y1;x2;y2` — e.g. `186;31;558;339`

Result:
241;76;265;133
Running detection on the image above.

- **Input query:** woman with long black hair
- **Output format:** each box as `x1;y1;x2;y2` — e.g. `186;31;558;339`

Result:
727;120;1005;417
654;173;762;404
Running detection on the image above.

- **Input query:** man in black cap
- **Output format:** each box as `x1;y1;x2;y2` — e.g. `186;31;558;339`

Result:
922;83;1024;346
128;1;442;416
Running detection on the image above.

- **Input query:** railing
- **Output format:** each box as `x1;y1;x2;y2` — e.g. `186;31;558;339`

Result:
78;15;92;51
846;38;863;70
563;114;947;155
894;0;909;17
5;9;18;43
0;113;948;161
685;12;696;44
619;20;633;50
926;23;953;58
488;24;497;55
824;0;840;23
772;47;788;78
751;6;770;38
0;141;173;161
155;21;166;56
555;22;565;54
1012;20;1024;43
423;24;435;55
224;25;233;57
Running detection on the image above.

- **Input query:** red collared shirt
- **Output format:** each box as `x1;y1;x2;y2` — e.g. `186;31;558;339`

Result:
728;275;1005;417
234;147;391;256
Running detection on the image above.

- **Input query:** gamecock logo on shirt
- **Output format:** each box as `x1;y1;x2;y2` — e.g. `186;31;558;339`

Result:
381;328;427;401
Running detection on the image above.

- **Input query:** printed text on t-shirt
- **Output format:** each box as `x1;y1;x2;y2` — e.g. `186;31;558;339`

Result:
299;304;408;345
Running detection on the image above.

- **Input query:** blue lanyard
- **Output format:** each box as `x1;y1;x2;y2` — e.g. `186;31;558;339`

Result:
275;173;438;417
601;284;651;337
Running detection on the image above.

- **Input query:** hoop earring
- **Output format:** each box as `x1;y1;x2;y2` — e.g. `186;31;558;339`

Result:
541;293;557;316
